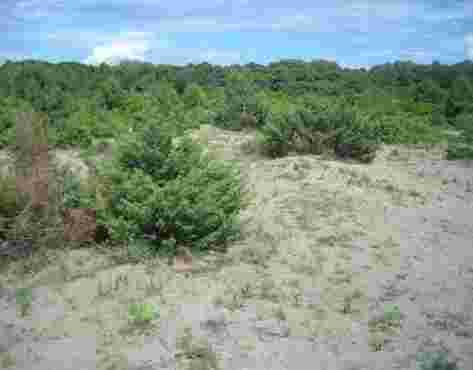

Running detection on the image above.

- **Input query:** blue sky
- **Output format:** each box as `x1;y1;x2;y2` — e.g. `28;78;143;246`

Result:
1;0;472;68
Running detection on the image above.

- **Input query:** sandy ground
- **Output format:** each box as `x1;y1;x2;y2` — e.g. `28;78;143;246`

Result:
0;125;472;370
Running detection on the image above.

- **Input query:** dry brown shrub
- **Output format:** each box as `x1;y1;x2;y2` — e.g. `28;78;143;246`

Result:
14;110;50;215
0;109;67;258
63;208;97;243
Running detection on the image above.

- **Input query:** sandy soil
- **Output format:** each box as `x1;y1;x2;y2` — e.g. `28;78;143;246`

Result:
0;125;472;370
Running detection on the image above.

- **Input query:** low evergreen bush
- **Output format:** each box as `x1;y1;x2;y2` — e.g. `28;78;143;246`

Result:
87;121;242;256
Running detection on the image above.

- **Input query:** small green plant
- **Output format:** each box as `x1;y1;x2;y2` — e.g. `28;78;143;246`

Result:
127;302;160;326
416;350;459;370
15;287;33;317
382;304;402;323
369;304;402;331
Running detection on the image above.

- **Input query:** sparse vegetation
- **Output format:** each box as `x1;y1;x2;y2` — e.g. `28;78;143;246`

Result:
176;327;220;370
0;58;471;370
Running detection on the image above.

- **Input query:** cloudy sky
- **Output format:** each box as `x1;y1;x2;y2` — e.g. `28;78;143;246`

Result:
1;0;472;67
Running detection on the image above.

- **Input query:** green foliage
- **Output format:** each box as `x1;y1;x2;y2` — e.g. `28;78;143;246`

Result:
445;75;473;119
91;122;242;255
15;287;33;317
0;59;472;151
371;113;443;145
58;168;88;209
369;304;402;333
215;71;259;130
332;112;380;163
412;79;446;105
55;108;128;148
381;304;402;324
445;114;473;160
128;302;160;326
416;351;459;370
453;113;473;131
152;82;183;116
97;77;124;110
183;83;208;108
0;97;34;148
256;112;294;157
150;158;241;252
431;108;448;127
94;166;157;243
0;174;22;219
257;103;380;162
446;143;473;160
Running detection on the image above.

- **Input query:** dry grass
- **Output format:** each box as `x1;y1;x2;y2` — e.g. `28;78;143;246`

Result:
176;326;220;370
14;110;50;215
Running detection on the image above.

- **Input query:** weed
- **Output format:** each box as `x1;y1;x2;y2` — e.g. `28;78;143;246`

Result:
176;327;220;370
15;286;33;317
127;301;160;327
369;304;402;331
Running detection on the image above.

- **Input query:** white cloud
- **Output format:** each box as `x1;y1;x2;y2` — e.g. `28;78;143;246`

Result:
83;32;154;65
466;34;473;60
80;30;242;65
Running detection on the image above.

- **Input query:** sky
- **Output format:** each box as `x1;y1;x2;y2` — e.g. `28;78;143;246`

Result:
1;0;472;68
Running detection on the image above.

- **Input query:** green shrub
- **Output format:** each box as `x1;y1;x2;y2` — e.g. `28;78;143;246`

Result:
57;167;90;209
368;113;442;145
0;97;32;149
183;83;208;108
446;120;473;160
91;122;242;256
446;141;473;160
118;129;174;183
94;166;158;243
56;109;128;148
453;113;473;132
416;351;459;370
149;159;241;252
331;111;380;163
256;104;380;162
256;112;294;158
